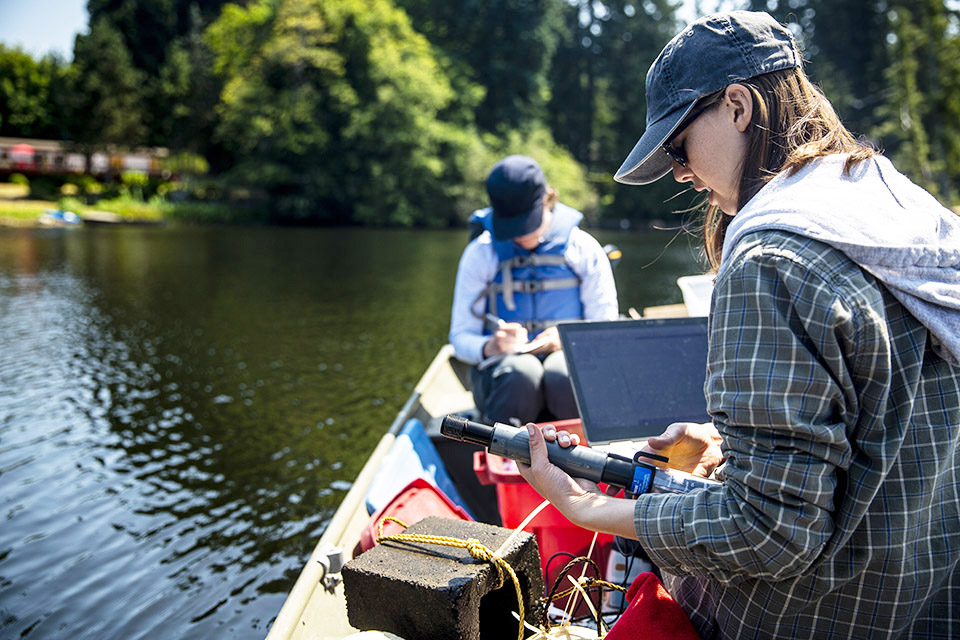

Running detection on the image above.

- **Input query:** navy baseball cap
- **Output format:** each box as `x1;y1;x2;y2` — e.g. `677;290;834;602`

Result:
486;155;547;240
615;11;801;185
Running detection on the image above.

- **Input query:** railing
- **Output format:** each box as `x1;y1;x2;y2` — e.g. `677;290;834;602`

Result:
0;137;169;177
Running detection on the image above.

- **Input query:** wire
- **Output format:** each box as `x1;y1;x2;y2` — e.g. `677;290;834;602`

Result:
541;555;627;636
544;550;578;584
619;551;634;616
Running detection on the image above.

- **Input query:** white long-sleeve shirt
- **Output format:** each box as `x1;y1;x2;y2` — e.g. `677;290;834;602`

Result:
448;227;619;364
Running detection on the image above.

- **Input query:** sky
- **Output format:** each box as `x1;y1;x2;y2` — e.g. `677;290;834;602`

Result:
0;0;89;59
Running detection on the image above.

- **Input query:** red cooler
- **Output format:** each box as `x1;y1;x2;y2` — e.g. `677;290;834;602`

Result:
358;477;473;555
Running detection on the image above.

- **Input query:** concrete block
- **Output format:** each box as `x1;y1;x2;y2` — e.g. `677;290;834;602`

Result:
342;516;543;640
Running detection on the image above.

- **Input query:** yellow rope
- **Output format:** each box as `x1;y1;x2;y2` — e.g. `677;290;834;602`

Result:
376;516;527;640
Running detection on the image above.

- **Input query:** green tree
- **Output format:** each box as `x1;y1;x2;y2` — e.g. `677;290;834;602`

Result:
0;45;64;138
87;0;233;153
935;5;960;201
62;19;147;153
547;0;684;224
875;6;934;192
152;6;224;156
207;0;487;225
394;0;566;133
747;0;889;138
874;2;960;201
87;0;231;76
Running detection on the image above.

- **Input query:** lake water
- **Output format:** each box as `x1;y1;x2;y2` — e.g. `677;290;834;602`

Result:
0;224;704;639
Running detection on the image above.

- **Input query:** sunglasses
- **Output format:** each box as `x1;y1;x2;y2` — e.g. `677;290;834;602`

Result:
662;97;721;167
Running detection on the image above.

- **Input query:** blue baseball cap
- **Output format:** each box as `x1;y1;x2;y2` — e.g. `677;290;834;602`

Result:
486;155;547;240
615;11;801;185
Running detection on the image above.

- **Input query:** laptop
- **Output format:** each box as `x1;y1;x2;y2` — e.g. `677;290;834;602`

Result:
558;317;710;447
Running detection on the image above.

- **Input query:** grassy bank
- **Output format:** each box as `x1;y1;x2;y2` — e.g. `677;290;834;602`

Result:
0;183;262;226
0;184;59;226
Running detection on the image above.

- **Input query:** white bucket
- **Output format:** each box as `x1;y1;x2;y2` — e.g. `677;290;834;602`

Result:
676;274;715;317
602;548;653;612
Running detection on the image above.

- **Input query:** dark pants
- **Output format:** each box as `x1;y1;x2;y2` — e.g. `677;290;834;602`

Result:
469;351;578;425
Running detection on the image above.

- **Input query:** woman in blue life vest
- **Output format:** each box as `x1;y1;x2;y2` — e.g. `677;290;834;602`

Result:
448;155;618;425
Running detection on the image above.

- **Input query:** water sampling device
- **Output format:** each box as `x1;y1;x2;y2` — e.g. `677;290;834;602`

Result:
440;415;719;496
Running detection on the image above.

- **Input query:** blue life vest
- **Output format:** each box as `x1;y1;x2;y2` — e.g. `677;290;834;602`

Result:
473;203;584;336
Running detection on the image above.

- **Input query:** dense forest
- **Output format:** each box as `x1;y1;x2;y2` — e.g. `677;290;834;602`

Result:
1;0;958;226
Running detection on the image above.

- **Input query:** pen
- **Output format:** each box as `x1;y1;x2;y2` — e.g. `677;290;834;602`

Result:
479;314;505;371
485;313;504;327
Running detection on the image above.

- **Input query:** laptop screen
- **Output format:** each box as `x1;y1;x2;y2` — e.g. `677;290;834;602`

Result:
558;317;710;443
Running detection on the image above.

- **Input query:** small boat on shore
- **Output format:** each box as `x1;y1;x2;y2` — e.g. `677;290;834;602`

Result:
80;210;166;226
38;209;82;226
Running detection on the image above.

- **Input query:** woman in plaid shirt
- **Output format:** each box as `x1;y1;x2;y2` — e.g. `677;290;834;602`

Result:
518;10;960;639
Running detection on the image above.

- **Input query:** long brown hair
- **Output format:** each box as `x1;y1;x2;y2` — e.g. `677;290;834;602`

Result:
702;67;876;269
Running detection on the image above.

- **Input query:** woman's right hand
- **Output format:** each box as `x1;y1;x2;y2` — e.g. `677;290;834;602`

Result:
642;421;725;478
482;321;529;357
517;423;638;539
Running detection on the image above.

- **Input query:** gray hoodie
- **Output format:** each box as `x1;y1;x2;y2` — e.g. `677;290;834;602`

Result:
720;154;960;364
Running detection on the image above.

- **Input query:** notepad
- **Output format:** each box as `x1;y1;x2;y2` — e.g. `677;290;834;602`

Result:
476;336;548;370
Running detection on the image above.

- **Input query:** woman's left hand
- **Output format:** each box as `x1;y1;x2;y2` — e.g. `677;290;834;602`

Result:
642;421;724;477
525;326;562;355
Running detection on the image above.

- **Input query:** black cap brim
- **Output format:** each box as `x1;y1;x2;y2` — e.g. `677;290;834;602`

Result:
614;101;699;185
491;202;543;240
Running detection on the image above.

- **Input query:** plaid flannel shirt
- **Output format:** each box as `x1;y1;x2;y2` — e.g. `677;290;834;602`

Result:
634;230;960;639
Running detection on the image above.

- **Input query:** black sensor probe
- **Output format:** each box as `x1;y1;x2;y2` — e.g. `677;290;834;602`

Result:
440;414;718;495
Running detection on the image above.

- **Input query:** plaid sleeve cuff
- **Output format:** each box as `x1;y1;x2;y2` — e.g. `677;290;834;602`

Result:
633;492;705;576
